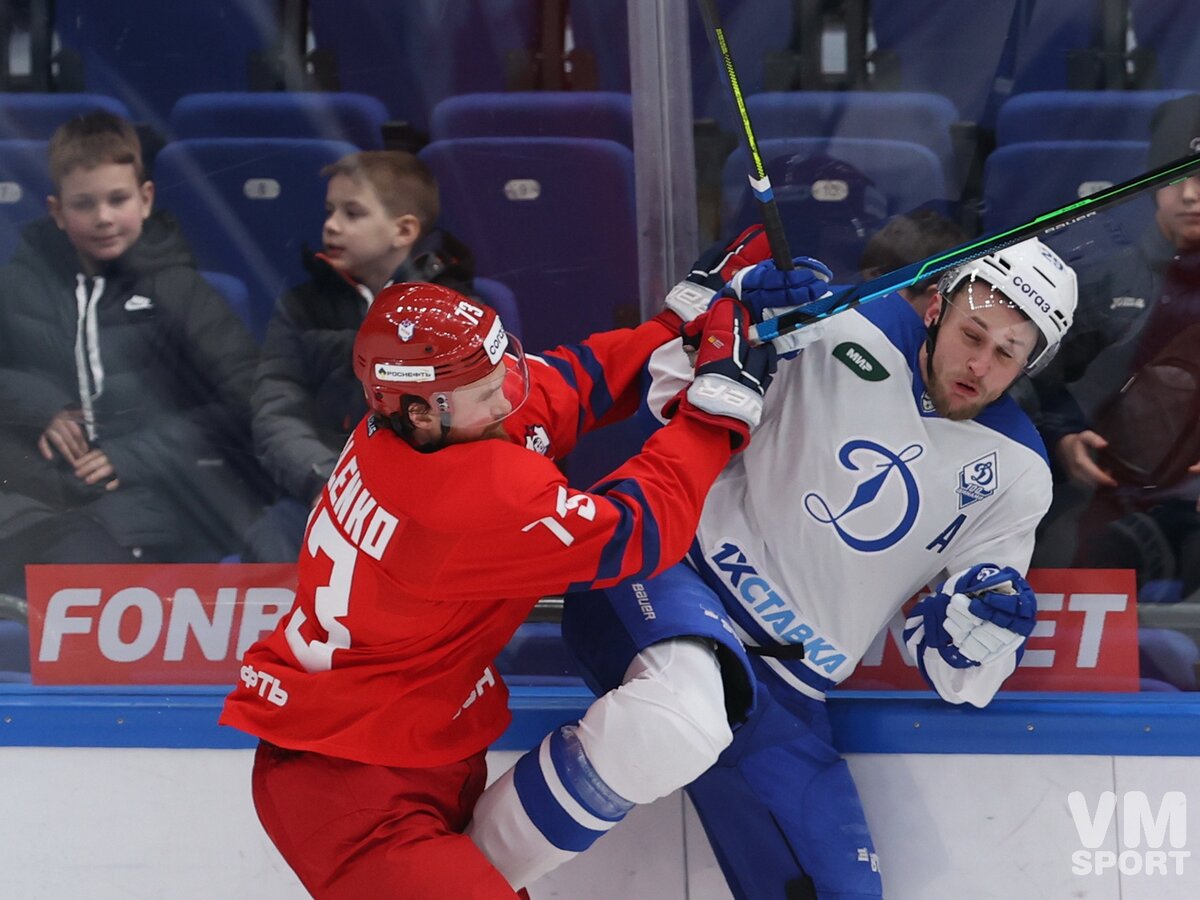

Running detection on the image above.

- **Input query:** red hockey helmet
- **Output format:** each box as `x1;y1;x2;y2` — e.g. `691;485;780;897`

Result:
353;282;529;432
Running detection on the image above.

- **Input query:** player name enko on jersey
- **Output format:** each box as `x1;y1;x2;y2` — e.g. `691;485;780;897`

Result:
324;438;400;560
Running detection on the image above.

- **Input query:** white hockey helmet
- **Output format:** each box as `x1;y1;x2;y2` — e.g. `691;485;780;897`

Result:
937;237;1077;375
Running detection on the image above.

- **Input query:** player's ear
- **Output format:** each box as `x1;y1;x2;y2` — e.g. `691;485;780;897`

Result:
405;398;438;443
924;291;945;327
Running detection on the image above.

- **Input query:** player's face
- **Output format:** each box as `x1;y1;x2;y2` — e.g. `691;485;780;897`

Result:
923;287;1038;421
443;363;518;443
1155;175;1200;251
322;173;416;285
48;163;153;272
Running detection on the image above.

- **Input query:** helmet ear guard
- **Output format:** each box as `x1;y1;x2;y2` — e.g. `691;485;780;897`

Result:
934;237;1078;376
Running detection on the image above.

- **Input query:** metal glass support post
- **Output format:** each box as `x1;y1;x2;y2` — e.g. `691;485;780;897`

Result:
627;0;699;322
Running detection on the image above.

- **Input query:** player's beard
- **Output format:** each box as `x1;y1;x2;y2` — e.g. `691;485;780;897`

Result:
925;354;988;421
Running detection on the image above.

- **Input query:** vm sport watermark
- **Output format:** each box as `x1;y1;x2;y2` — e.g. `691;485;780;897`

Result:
1069;790;1190;876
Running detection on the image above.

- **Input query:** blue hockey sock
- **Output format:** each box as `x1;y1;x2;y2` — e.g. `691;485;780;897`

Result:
513;724;635;852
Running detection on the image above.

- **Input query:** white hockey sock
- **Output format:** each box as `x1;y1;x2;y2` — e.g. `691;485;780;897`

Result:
468;724;632;889
468;639;731;889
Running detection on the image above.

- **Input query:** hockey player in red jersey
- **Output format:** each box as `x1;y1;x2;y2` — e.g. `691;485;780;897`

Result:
219;271;827;898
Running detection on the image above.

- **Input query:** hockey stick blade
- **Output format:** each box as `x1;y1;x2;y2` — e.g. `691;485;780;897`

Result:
750;151;1200;346
696;0;793;270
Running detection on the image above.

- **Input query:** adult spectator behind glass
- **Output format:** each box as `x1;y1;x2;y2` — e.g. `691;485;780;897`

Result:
242;151;477;563
1032;94;1200;599
858;208;968;317
0;111;266;597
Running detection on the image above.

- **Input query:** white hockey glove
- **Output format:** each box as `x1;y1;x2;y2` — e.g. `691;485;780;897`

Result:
662;296;777;452
904;564;1037;670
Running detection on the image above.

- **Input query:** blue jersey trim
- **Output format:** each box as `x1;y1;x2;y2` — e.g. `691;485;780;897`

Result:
565;480;661;592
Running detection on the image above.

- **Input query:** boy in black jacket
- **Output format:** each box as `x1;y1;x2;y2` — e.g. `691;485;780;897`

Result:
0;111;265;595
244;151;476;561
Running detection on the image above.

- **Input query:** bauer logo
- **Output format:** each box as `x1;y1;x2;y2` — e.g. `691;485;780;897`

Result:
1069;790;1190;876
832;342;889;381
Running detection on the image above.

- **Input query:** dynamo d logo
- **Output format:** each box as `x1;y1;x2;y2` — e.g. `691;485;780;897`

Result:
804;439;923;552
1069;791;1189;876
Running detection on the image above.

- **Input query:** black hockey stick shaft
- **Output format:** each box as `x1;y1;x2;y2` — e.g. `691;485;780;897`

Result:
695;0;793;271
751;152;1200;345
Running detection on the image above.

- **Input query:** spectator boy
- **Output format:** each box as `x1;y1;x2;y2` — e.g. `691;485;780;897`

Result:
243;151;476;562
0;111;264;595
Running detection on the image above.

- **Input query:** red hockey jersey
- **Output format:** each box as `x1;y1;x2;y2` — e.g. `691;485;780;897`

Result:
220;315;734;767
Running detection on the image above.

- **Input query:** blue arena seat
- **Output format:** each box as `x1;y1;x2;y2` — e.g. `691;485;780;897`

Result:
53;0;284;129
0;93;133;141
168;92;389;150
744;92;960;183
996;90;1193;146
871;0;1105;126
474;277;523;344
430;92;634;148
1130;0;1200;89
200;271;256;341
1008;0;1105;95
1138;627;1199;692
308;0;538;133
721;138;949;281
0;140;53;264
981;140;1149;234
419;136;639;354
570;0;794;126
871;0;1020;124
154;138;358;340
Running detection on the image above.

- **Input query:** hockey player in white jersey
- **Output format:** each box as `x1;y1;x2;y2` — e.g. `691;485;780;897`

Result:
468;234;1077;899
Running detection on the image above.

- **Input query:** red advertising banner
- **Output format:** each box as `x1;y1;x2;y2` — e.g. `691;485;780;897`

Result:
25;564;297;685
24;565;1140;690
842;568;1140;692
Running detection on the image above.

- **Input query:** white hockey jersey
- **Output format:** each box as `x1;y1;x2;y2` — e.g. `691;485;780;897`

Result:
646;293;1053;706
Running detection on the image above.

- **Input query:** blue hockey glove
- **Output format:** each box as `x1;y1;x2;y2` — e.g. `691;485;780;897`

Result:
665;225;774;322
904;564;1037;669
662;297;778;452
723;256;834;324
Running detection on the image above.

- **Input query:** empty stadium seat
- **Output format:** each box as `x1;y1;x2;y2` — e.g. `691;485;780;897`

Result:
475;276;523;344
570;0;794;126
0;140;52;263
308;0;538;133
1130;0;1200;89
53;0;285;129
721;138;950;280
871;0;1020;124
1138;627;1199;691
981;140;1148;233
0;93;132;141
419;136;639;353
744;92;960;182
430;92;634;148
871;0;1106;127
996;90;1193;146
154;138;358;340
168;92;389;149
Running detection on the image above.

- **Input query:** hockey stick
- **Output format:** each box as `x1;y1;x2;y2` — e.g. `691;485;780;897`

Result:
750;152;1200;345
695;0;792;270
